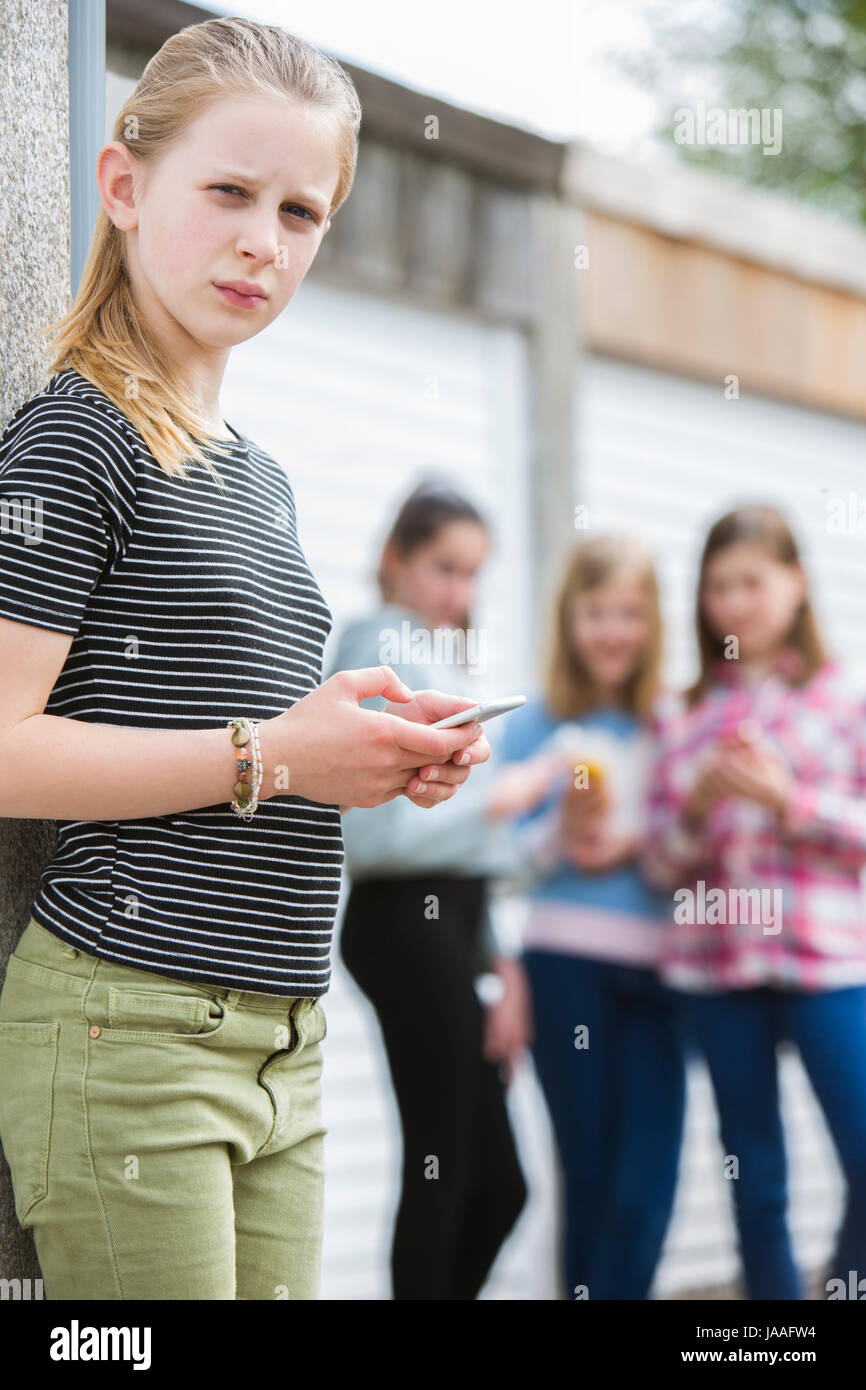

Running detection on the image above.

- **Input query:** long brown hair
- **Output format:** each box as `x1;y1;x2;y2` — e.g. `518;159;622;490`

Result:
376;478;489;635
687;504;829;706
543;534;663;721
41;17;361;484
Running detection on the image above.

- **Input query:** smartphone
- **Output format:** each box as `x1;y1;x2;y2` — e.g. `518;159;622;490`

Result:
430;695;526;729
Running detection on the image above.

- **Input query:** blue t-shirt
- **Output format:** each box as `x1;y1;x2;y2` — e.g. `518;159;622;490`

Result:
500;696;667;921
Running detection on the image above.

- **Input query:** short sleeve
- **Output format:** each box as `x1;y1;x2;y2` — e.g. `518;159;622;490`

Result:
0;393;136;637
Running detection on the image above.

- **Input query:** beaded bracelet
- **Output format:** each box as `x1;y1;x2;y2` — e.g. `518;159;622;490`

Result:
227;717;263;821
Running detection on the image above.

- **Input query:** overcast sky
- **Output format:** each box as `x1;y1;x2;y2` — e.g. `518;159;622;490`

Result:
210;0;664;153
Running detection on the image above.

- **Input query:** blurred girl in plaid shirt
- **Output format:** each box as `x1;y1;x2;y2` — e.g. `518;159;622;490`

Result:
645;504;866;1300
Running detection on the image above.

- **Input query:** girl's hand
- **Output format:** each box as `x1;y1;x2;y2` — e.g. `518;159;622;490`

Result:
563;828;637;874
558;777;610;838
682;746;731;825
713;741;793;814
264;668;487;810
482;956;533;1085
381;688;491;808
484;750;565;821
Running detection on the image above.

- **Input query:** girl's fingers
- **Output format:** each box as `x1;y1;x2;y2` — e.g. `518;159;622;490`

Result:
413;761;472;788
405;778;459;800
403;771;465;805
388;728;485;777
404;787;458;807
402;740;478;802
451;733;490;768
392;718;484;764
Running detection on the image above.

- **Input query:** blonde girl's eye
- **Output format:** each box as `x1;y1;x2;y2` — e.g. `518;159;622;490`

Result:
210;186;316;221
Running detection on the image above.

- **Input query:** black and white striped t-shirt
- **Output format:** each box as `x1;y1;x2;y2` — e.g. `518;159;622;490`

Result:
0;368;344;996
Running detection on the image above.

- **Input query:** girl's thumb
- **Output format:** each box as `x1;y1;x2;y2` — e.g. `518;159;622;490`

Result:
350;665;413;704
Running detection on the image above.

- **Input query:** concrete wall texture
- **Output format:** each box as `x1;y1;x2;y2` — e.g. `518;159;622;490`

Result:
0;0;70;1288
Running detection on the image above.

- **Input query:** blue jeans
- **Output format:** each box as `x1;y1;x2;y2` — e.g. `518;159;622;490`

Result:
523;949;688;1299
683;984;866;1300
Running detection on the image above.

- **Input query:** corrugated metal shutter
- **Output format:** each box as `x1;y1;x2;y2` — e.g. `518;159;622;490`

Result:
578;354;855;1295
223;279;533;699
576;354;866;688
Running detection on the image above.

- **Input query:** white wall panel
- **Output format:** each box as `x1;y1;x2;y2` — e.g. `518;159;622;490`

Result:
577;355;866;689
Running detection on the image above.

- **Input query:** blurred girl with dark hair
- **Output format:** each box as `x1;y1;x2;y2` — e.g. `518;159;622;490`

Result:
326;478;529;1300
645;504;866;1299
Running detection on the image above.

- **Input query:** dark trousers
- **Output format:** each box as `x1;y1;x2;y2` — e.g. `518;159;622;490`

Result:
340;875;527;1299
523;948;688;1299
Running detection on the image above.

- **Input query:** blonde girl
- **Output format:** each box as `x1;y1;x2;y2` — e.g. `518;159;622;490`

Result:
496;535;688;1299
0;18;488;1301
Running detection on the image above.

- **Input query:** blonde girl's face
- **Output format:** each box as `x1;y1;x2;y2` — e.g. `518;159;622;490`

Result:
110;94;341;351
701;540;806;661
569;573;655;693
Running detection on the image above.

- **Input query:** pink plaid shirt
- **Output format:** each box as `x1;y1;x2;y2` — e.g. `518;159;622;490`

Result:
644;655;866;992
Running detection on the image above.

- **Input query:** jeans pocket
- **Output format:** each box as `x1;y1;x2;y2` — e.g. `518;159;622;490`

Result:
0;1021;59;1224
94;987;227;1041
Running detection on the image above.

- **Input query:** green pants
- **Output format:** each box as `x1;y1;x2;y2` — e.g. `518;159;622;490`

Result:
0;917;327;1299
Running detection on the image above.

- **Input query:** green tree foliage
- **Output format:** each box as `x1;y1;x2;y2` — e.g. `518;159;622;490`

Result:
624;1;866;223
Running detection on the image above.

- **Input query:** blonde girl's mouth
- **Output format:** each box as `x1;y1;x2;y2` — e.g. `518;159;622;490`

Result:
213;281;268;309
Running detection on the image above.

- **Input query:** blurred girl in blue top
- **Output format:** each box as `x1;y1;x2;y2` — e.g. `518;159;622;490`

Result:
498;534;688;1300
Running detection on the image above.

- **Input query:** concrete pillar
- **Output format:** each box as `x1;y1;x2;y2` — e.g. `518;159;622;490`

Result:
0;0;71;1289
526;191;581;667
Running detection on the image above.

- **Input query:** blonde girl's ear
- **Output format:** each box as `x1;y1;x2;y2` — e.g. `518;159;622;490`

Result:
96;141;140;232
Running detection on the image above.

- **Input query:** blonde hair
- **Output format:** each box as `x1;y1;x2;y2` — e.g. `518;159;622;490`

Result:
542;534;663;721
41;16;361;483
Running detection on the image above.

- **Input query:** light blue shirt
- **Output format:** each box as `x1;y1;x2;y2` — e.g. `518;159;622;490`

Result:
325;602;519;960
